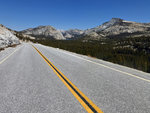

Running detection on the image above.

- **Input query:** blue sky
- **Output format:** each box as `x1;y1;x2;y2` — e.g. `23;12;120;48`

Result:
0;0;150;31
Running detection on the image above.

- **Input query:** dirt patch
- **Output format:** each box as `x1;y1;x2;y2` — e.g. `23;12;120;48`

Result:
0;48;4;52
87;54;97;59
0;43;20;52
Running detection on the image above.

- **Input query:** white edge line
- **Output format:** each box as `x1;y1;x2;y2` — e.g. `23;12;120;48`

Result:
0;46;21;64
56;48;150;83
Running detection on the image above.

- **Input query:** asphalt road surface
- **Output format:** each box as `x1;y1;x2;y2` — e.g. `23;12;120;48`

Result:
0;43;150;113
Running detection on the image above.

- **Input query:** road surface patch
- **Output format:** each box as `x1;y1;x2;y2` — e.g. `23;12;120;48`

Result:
59;49;150;83
32;45;103;113
0;46;21;64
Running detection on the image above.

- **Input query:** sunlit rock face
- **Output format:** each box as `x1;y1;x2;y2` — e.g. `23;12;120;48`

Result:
20;18;150;40
61;29;84;39
0;24;20;49
84;18;150;39
21;25;65;40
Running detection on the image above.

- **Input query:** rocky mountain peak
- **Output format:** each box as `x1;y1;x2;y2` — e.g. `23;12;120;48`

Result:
0;24;3;27
101;18;123;29
20;18;150;40
109;18;123;24
36;25;55;30
21;25;65;40
61;29;84;39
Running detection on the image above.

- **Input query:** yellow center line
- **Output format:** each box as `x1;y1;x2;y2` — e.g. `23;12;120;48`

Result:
32;45;103;113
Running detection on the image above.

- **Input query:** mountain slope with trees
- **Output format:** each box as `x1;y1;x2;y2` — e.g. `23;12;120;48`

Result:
16;18;150;73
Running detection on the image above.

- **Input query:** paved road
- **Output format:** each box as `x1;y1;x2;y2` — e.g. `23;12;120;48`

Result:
0;43;150;113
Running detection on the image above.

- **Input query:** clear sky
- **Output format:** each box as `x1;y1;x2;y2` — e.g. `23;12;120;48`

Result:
0;0;150;31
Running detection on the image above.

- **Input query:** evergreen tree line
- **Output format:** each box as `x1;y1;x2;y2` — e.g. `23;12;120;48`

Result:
32;39;150;73
17;33;150;73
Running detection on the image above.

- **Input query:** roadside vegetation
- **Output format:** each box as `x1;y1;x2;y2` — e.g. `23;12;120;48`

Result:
17;33;150;73
0;44;20;52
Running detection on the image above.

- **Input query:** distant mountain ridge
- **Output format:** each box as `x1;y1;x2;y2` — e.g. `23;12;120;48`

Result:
21;25;65;40
61;29;84;39
83;18;150;40
20;18;150;40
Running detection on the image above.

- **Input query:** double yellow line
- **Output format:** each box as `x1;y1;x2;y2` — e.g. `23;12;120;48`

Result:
32;45;103;113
